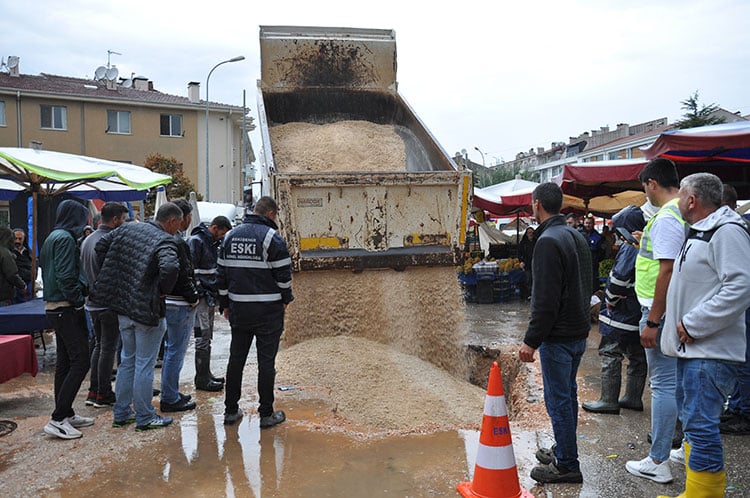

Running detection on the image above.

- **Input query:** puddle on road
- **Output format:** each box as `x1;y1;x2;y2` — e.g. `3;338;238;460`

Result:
56;400;479;497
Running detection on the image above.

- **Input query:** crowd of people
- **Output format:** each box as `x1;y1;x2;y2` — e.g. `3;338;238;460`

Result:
520;159;750;498
33;194;293;439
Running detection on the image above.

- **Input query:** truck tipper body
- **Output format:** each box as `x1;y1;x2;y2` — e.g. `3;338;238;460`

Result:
257;26;472;272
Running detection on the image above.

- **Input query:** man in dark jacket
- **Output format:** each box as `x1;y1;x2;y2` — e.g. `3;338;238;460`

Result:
81;202;129;408
218;196;293;428
91;202;182;432
188;215;232;392
160;199;200;412
1;227;26;306
12;228;34;303
40;199;94;439
582;205;647;415
519;183;591;484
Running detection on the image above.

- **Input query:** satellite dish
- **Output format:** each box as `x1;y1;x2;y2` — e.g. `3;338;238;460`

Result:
7;56;19;69
121;78;133;88
106;66;119;81
94;66;107;80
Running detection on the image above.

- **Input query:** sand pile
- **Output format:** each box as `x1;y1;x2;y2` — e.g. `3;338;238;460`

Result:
284;267;469;378
276;335;486;433
270;120;407;172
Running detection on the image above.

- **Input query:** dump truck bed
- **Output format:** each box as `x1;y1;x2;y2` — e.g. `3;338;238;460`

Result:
258;26;471;271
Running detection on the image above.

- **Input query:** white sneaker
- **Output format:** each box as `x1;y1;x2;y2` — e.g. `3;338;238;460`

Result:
44;419;82;440
625;455;673;483
67;414;95;428
670;444;685;466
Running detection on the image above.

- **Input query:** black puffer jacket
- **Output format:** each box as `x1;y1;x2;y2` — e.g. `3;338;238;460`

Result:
523;214;592;349
164;235;199;305
188;223;219;300
91;221;179;326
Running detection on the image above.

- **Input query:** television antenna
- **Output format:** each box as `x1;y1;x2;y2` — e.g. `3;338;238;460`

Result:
94;66;107;80
107;50;122;68
7;56;19;69
105;66;119;81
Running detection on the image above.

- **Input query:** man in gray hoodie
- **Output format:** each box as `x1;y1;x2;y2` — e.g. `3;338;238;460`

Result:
662;172;750;497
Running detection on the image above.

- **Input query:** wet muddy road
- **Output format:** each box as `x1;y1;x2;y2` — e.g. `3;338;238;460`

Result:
3;300;750;497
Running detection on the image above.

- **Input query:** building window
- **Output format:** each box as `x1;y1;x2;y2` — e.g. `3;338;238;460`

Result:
107;110;131;134
160;114;182;137
0;206;8;227
40;105;67;130
0;101;6;126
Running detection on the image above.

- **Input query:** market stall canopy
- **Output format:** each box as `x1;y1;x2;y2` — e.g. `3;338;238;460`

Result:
642;122;750;198
0;147;172;201
551;159;648;200
642;121;750;163
472;178;538;216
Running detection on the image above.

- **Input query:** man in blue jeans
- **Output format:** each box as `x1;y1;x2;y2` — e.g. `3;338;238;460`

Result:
91;202;182;431
519;183;592;484
626;158;685;484
661;173;750;496
160;199;199;413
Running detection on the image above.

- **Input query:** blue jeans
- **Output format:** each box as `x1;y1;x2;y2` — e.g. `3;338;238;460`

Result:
677;358;738;472
161;305;196;404
727;311;750;416
539;339;587;473
114;314;166;426
225;318;284;417
641;306;678;463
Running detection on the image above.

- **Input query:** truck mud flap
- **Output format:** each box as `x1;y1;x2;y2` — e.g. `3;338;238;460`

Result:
298;246;457;272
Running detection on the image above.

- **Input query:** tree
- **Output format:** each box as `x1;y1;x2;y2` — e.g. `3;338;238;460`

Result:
673;90;726;129
142;153;203;217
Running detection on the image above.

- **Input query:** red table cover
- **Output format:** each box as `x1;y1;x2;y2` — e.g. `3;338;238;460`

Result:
0;335;39;383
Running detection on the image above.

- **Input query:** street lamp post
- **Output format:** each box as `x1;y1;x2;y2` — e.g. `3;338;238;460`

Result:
205;55;245;201
474;146;486;186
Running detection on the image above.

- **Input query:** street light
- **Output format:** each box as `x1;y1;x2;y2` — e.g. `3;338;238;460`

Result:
474;147;486;186
205;55;245;201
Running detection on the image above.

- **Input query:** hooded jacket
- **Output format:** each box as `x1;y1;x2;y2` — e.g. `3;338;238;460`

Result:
40;199;89;307
599;205;646;336
662;205;750;362
523;214;591;349
0;228;25;301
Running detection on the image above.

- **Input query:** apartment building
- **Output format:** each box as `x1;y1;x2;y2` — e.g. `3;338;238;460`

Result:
0;57;254;211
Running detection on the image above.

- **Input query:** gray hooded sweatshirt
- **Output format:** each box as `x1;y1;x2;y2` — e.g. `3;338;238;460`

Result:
662;205;750;362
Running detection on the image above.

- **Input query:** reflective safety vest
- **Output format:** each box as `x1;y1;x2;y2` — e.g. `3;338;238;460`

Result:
635;197;685;300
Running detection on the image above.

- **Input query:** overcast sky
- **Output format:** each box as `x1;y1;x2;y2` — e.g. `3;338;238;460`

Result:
3;0;749;167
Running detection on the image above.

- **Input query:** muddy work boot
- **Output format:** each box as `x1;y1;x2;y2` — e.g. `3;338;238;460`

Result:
195;350;223;392
582;356;621;414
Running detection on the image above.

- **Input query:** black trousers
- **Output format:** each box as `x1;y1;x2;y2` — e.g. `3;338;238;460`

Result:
46;307;90;421
224;319;283;417
88;309;120;397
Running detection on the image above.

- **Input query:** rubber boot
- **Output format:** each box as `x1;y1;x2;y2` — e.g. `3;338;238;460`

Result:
206;346;225;384
195;350;223;392
618;374;646;411
658;442;725;498
582;356;621;414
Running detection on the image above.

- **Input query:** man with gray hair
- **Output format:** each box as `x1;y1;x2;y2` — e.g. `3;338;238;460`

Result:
662;172;750;496
91;202;183;432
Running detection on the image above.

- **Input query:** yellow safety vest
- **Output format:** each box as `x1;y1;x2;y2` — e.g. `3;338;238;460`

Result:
634;198;685;299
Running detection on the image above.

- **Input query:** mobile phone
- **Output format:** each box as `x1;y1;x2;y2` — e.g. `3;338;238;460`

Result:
616;227;638;245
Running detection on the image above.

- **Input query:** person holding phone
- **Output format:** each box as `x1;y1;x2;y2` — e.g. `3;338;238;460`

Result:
583;205;647;415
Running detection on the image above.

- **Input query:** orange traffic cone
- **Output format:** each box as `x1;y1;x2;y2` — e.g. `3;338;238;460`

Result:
458;361;533;498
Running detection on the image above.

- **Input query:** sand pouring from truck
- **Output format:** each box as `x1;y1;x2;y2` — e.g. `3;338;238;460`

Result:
257;26;472;375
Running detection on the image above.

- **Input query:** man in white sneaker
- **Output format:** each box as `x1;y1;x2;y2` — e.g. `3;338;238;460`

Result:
41;200;95;439
625;158;685;484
